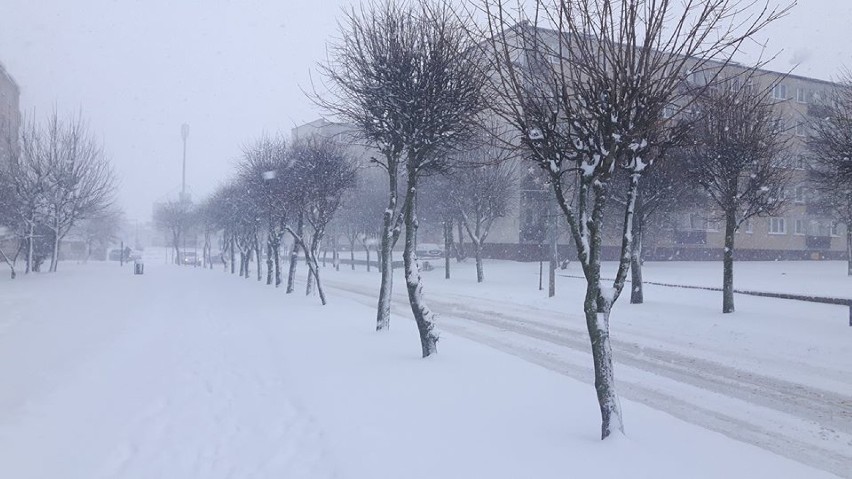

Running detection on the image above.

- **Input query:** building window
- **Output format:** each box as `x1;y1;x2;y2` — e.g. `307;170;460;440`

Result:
743;219;753;233
795;219;806;235
689;213;709;231
795;122;808;137
769;217;787;234
796;88;809;104
794;156;806;170
831;223;841;237
773;84;787;100
795;186;806;203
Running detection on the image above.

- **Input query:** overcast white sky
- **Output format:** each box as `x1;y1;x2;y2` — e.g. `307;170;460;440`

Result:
1;0;851;221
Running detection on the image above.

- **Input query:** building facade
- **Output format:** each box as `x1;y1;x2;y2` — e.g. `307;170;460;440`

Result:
0;61;20;168
296;57;848;262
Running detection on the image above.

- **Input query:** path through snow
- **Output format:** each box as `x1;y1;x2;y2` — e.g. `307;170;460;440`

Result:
0;264;335;479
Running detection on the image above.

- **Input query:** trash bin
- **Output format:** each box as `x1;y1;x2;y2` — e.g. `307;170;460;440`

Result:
134;260;144;275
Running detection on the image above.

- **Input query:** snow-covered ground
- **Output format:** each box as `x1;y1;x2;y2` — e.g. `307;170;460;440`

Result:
0;257;849;478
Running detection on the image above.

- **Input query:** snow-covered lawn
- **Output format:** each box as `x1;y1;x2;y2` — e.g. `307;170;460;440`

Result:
0;259;848;478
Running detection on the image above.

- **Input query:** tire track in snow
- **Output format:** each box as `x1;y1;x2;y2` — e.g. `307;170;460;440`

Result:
325;278;852;479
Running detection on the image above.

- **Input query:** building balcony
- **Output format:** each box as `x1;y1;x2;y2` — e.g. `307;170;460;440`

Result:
805;235;832;250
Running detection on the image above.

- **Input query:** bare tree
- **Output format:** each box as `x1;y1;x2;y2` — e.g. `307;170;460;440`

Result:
320;1;489;353
337;172;385;271
420;175;458;279
38;112;116;272
685;73;791;313
447;138;516;283
321;0;488;356
238;134;289;285
480;0;787;438
284;136;356;305
0;167;24;278
154;199;195;265
6;116;53;274
609;145;697;304
808;75;852;276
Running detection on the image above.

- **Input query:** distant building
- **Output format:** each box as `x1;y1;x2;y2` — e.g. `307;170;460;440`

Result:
294;34;848;262
0;61;21;168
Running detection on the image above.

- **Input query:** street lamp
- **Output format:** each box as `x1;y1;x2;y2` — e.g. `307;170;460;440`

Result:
181;123;190;201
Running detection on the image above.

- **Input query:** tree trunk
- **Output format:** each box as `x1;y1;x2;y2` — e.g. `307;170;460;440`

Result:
305;248;316;296
266;238;274;285
403;171;438;357
274;242;282;287
0;248;16;279
26;222;34;274
256;239;263;281
630;217;644;304
722;209;736;313
585;283;624;440
332;234;340;271
365;245;371;272
229;236;236;274
303;247;327;305
443;220;452;279
548;205;558;298
349;240;356;270
286;214;303;294
376;164;399;332
474;240;484;283
549;233;557;298
456;219;465;262
846;229;852;276
50;223;60;272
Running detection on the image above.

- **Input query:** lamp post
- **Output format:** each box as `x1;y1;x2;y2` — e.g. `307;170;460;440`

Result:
181;123;190;201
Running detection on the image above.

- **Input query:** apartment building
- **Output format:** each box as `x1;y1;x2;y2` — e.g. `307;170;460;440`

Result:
297;32;848;262
0;61;20;168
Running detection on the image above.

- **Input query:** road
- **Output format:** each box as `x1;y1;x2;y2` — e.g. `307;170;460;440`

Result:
325;276;852;479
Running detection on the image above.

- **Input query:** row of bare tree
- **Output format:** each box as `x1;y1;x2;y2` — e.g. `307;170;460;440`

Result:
156;0;852;444
0;112;117;278
316;0;800;441
154;135;357;306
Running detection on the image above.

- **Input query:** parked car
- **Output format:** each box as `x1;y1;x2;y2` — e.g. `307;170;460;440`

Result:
178;251;202;266
416;243;444;259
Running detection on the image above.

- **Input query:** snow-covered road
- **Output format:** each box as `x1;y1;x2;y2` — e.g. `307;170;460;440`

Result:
325;263;852;479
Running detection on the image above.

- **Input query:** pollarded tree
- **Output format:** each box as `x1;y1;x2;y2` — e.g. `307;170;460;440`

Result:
154;199;195;265
808;75;852;276
337;172;386;272
686;73;791;313
320;0;489;350
481;0;788;439
238;134;290;285
420;174;459;279
284;136;356;305
610;143;697;304
321;0;489;356
447;137;516;283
